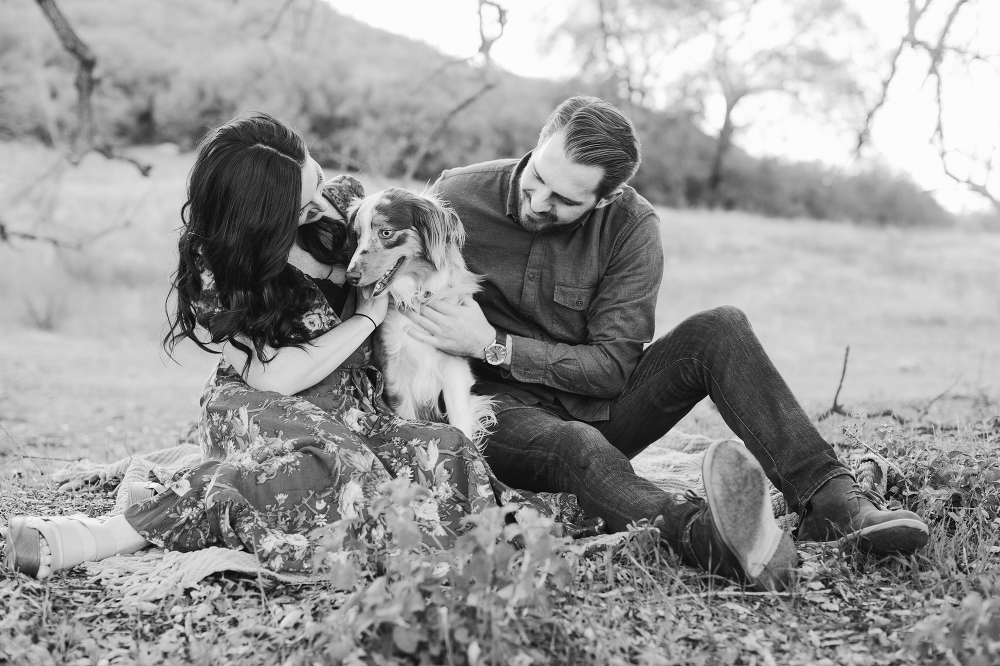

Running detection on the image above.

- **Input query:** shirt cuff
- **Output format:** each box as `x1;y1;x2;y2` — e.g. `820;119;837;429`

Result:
508;335;547;384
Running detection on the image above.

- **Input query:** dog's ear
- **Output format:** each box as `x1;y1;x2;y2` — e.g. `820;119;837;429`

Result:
411;193;466;270
347;199;363;235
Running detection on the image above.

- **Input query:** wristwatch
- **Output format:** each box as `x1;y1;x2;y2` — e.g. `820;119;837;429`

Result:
484;333;510;366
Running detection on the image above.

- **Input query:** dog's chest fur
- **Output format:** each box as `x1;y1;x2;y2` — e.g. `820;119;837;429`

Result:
376;263;480;421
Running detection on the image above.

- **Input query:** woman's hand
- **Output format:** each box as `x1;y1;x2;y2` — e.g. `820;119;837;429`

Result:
225;287;387;396
355;289;390;325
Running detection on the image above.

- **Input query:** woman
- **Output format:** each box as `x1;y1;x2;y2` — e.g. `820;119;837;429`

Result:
6;112;586;578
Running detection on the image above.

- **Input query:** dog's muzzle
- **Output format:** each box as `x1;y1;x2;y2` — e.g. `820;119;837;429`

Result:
346;257;405;297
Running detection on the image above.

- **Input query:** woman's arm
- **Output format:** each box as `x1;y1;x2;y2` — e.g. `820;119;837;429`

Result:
223;291;389;396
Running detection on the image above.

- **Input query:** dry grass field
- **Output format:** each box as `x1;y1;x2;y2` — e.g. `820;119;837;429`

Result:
1;143;998;665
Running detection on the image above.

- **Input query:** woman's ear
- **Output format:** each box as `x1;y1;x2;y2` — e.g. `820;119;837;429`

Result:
412;194;465;270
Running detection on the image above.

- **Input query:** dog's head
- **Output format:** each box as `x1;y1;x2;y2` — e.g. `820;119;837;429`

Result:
346;187;465;298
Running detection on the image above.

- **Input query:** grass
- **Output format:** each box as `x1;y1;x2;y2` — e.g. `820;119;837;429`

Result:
1;141;999;664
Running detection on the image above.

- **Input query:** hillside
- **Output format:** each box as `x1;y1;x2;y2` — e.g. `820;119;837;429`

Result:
0;0;950;225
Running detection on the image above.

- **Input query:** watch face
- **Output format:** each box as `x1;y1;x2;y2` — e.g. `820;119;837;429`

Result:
485;343;506;365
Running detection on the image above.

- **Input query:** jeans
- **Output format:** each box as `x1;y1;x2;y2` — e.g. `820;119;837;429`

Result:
482;305;850;554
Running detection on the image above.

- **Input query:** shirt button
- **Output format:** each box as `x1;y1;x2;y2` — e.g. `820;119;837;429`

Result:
576;299;583;306
527;274;535;281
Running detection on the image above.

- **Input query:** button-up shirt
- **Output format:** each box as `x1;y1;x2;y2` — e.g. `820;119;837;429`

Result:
433;153;663;422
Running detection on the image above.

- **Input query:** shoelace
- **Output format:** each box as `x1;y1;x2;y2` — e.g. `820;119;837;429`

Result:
846;482;888;511
683;490;713;526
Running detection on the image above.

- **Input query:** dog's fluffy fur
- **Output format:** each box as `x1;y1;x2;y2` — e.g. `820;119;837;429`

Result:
346;187;494;443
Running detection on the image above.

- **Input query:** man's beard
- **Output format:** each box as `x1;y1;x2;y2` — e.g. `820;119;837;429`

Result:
517;191;589;233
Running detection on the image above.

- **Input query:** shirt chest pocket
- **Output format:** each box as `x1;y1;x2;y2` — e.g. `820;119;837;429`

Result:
549;283;596;342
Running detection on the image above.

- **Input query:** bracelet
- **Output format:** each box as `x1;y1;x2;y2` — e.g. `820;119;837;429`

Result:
356;313;378;329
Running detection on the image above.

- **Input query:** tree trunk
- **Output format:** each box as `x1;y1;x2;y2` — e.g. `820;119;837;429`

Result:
35;0;97;159
707;96;738;208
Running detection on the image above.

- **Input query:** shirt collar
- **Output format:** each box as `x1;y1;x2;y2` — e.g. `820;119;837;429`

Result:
505;151;532;222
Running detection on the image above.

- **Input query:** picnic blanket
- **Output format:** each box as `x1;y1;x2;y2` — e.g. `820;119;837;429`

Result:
52;430;888;605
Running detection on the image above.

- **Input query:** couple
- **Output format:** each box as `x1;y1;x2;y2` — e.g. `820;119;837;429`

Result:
6;97;928;589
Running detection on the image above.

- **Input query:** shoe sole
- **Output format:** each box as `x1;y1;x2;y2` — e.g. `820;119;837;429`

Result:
805;519;929;555
703;440;794;590
6;517;41;578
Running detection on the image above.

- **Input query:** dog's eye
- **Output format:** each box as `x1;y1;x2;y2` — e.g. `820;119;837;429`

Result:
378;229;394;239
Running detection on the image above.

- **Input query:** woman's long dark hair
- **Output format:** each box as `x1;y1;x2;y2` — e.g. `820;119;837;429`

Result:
164;111;341;365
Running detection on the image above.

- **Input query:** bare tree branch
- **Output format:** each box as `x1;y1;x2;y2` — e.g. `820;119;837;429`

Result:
4;0;152;247
854;39;907;154
93;145;153;177
0;213;83;249
32;0;152;174
559;0;863;206
35;0;96;158
401;0;507;180
858;0;998;212
0;212;135;250
261;0;297;40
403;80;499;181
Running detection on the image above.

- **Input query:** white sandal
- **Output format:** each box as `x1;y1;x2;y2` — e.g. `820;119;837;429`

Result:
6;514;119;579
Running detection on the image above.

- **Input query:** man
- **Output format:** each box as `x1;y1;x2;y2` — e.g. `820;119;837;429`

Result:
406;96;928;589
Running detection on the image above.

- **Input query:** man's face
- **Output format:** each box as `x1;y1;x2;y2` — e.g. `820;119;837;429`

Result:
518;130;611;233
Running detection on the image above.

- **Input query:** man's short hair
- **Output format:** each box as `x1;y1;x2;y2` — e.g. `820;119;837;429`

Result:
538;96;641;200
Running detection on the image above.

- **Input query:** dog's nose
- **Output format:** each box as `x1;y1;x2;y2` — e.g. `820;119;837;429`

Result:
346;270;362;285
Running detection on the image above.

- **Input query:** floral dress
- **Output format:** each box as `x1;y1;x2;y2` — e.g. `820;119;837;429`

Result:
124;265;587;573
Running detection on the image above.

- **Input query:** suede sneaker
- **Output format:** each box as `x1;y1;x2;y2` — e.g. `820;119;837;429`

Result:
678;440;797;591
796;474;928;555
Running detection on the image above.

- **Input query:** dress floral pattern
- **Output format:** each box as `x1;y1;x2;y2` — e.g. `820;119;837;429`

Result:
124;265;587;573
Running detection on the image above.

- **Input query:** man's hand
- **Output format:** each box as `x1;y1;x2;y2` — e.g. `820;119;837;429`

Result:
404;298;496;359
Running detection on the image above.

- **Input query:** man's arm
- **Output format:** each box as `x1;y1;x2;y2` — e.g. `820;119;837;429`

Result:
506;214;662;398
406;212;663;399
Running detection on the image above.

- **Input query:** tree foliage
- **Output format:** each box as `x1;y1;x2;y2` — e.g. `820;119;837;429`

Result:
556;0;869;204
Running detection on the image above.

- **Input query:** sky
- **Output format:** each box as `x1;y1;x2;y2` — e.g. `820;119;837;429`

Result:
325;0;1000;214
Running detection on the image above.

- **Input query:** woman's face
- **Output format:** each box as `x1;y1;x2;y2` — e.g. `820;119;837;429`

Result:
298;152;329;226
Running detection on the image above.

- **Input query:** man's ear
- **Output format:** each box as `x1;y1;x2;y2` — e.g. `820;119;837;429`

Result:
594;188;624;209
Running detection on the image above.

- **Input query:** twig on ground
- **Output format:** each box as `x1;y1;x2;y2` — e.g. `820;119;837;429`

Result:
916;374;963;422
0;422;46;474
842;427;907;480
667;590;793;601
867;375;964;428
21;455;83;462
817;345;851;421
867;408;909;424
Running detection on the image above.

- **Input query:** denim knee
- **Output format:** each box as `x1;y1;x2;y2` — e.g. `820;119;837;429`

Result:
682;305;752;339
549;421;626;473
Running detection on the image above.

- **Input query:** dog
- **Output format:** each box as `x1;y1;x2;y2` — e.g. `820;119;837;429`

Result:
345;187;494;443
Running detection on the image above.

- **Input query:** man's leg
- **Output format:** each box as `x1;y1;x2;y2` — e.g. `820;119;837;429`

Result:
483;398;795;589
483;399;697;542
595;305;927;553
596;305;848;513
